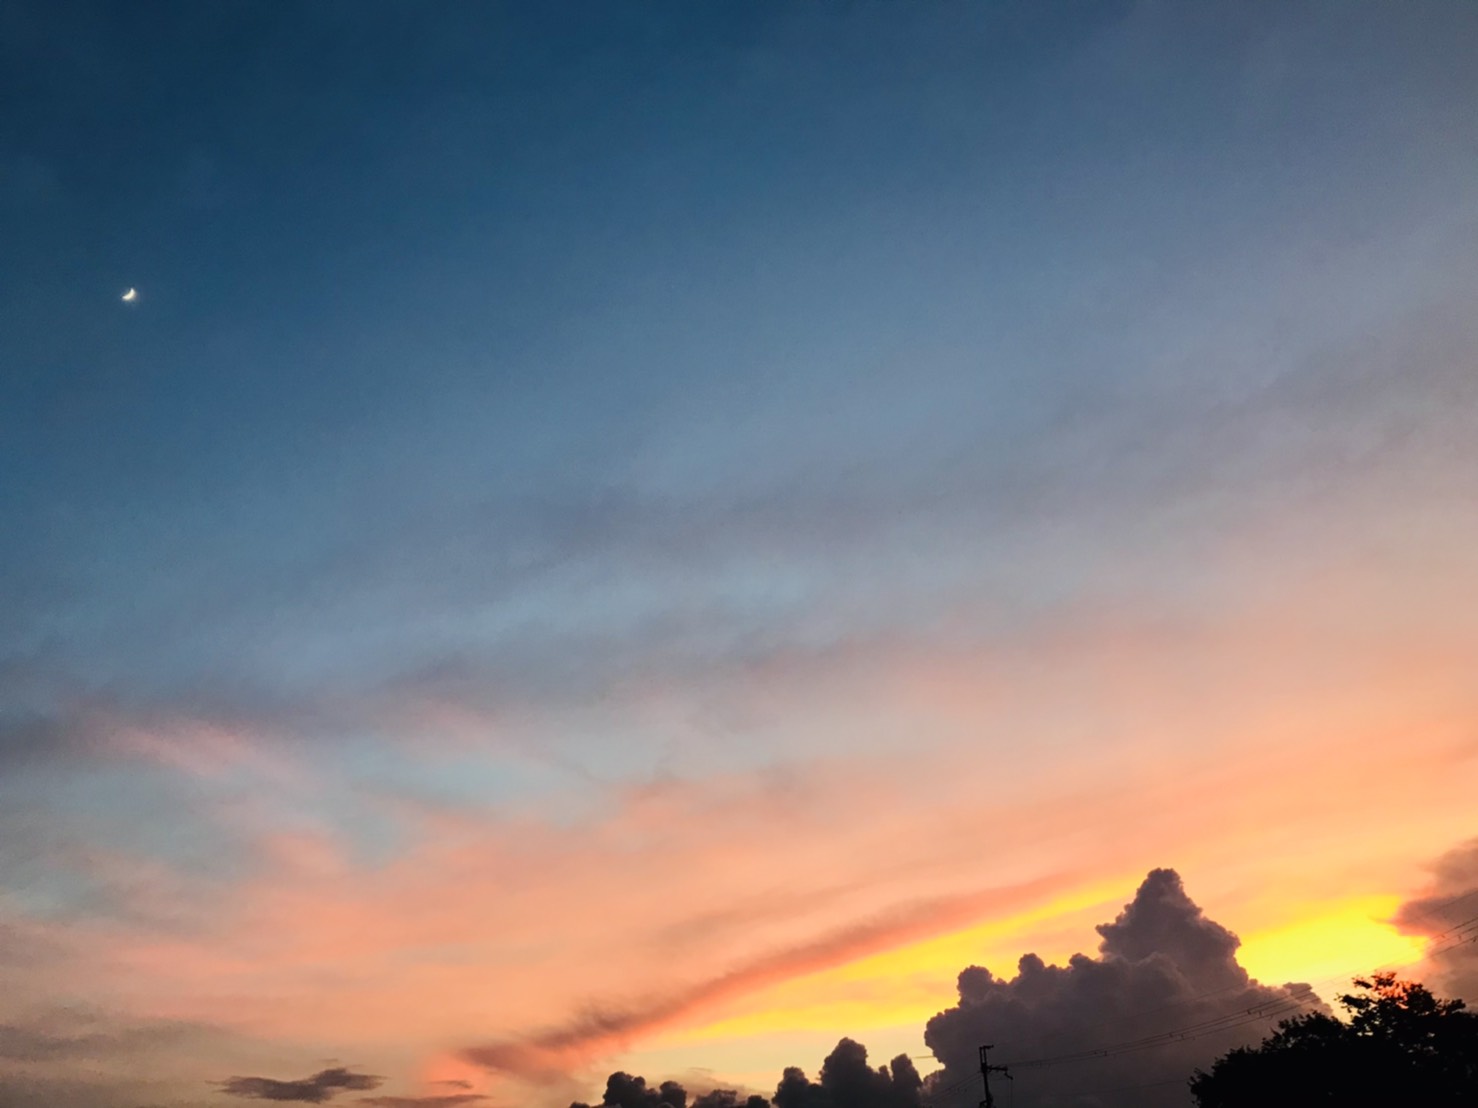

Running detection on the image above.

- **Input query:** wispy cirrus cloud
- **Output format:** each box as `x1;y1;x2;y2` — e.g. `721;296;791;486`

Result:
0;1012;195;1063
460;874;1071;1080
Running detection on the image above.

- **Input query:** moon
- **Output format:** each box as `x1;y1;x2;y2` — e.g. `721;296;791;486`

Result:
121;287;138;302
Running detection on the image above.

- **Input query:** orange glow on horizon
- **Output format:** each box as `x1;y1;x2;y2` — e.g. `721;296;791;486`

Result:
659;875;1146;1045
1236;895;1428;989
656;888;1433;1052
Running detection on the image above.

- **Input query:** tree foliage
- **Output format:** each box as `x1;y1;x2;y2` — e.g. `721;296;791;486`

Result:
1190;973;1478;1107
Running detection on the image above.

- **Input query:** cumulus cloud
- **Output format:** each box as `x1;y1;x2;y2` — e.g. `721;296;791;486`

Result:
690;1090;770;1108
1394;836;1478;1004
571;1071;693;1108
572;1040;919;1108
773;1039;921;1108
220;1067;381;1102
922;869;1320;1108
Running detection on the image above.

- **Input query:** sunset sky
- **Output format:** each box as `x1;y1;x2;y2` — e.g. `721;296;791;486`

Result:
2;3;1477;1107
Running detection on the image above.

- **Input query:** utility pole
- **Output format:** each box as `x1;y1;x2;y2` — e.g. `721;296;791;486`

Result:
978;1045;1011;1108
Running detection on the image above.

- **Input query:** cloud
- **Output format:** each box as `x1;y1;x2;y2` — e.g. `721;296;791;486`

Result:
357;1097;486;1108
0;1009;205;1063
459;874;1069;1080
574;1041;921;1108
773;1039;921;1108
922;869;1321;1108
0;1009;240;1108
0;1021;145;1062
690;1090;769;1108
1393;836;1478;1004
0;1074;145;1108
221;1067;382;1102
574;1072;693;1108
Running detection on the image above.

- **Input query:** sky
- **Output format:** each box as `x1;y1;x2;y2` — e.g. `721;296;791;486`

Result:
2;2;1477;1106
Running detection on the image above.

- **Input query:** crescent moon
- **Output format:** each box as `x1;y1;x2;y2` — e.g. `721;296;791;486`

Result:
121;288;138;302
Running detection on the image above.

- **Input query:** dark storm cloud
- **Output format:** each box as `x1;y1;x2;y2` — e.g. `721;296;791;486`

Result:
221;1067;382;1102
461;875;1066;1080
1394;837;1478;1004
922;870;1319;1108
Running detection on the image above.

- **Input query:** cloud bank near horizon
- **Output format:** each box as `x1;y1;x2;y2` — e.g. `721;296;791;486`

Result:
1395;838;1478;1004
514;869;1324;1108
922;869;1320;1108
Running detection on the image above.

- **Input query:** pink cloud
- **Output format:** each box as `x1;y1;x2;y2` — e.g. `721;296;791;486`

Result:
98;714;306;790
5;586;1475;1101
458;872;1072;1080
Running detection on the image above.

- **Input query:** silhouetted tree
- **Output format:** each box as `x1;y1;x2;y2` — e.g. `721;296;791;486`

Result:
1190;973;1478;1107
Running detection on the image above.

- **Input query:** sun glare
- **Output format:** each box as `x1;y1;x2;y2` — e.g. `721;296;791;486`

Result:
1236;895;1428;987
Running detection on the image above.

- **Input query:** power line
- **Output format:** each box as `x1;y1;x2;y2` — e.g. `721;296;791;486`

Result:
913;896;1478;1105
967;887;1478;1073
1002;988;1322;1070
1401;888;1478;934
1002;921;1478;1072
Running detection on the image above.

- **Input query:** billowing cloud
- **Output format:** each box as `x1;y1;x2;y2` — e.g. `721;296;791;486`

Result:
2;1;1477;1106
574;1039;920;1108
1394;837;1478;1003
772;1039;921;1108
545;870;1321;1108
690;1090;770;1108
573;1071;693;1108
922;870;1320;1108
221;1067;382;1102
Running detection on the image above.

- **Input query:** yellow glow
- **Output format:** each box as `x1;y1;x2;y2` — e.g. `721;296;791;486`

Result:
664;876;1141;1046
662;886;1433;1051
825;877;1134;984
1237;895;1427;987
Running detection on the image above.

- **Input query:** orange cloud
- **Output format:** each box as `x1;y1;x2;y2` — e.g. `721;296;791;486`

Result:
457;871;1075;1080
6;574;1475;1104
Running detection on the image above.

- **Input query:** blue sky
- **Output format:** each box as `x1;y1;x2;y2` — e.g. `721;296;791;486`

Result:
2;4;1477;1107
7;1;1473;736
